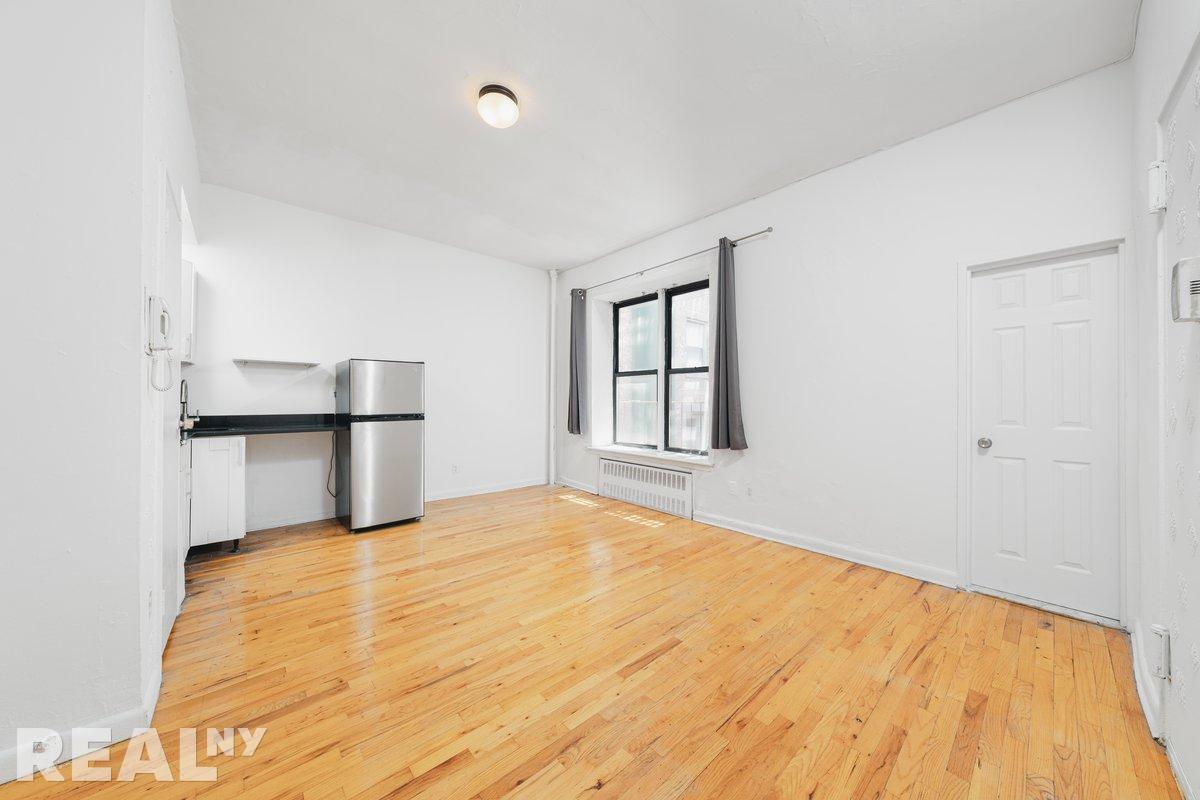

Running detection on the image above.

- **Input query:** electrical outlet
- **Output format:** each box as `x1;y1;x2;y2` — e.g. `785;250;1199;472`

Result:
1151;624;1171;680
451;464;459;475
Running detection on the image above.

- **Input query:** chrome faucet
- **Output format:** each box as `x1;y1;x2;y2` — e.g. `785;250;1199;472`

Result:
179;378;199;434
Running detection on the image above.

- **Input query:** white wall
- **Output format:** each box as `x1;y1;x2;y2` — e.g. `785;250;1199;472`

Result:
1130;2;1200;795
139;0;201;717
184;185;549;530
555;64;1132;587
0;0;198;782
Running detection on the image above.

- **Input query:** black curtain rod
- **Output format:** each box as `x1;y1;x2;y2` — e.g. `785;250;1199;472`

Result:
582;226;773;292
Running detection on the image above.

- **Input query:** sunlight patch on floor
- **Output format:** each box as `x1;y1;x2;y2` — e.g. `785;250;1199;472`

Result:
557;492;600;508
603;509;665;528
557;491;667;528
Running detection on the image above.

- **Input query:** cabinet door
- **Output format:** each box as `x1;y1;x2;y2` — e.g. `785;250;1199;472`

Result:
190;437;246;546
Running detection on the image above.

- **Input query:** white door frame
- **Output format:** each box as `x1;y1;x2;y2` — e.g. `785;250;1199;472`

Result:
955;238;1135;628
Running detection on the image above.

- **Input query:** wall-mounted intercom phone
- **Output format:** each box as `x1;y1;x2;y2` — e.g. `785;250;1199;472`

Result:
147;294;172;352
146;293;174;392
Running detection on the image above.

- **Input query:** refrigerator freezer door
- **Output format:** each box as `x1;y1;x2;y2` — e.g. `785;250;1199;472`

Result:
349;419;424;529
350;360;423;416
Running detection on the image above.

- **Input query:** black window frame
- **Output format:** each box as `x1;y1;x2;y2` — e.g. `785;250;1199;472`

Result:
664;280;711;454
612;292;659;449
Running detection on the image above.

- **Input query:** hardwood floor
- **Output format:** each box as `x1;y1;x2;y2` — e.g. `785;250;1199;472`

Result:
3;486;1178;799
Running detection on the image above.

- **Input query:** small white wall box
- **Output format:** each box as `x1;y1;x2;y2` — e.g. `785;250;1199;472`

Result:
1150;623;1171;680
1148;160;1168;212
1172;257;1200;322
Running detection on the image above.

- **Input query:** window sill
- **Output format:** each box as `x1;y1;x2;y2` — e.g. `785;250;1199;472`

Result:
586;444;714;471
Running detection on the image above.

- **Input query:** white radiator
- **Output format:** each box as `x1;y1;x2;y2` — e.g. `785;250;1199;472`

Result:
598;458;694;519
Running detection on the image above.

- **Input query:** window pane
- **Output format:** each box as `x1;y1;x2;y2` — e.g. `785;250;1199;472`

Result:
670;288;709;368
617;300;658;372
615;374;657;445
668;373;709;451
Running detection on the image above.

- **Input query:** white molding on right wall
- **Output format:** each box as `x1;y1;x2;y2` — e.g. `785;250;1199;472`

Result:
1169;739;1199;800
1131;620;1166;738
691;510;959;589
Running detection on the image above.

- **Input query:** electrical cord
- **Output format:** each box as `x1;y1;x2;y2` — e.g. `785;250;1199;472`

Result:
326;431;338;498
150;351;173;392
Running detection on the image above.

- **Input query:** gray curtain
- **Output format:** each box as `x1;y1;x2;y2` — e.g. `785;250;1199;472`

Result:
567;288;587;435
711;237;747;450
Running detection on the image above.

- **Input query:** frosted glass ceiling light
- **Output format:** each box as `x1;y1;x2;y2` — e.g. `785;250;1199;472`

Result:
477;84;519;129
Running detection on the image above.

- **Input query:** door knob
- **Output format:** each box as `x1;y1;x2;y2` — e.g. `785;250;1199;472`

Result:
977;437;992;449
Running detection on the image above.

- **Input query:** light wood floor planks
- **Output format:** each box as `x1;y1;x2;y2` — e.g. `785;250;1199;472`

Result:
2;486;1179;799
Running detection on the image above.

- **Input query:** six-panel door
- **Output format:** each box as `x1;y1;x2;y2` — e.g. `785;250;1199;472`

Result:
970;250;1120;620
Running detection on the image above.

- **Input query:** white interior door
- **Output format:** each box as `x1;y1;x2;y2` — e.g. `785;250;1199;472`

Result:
970;249;1120;620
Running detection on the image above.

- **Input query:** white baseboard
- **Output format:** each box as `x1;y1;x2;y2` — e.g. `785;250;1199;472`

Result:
692;511;959;589
556;477;598;495
1130;620;1165;738
426;477;548;502
0;697;155;784
1168;737;1198;800
141;667;162;724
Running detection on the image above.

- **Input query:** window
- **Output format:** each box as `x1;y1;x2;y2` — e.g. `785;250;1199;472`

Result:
665;281;710;453
612;293;659;446
611;280;711;454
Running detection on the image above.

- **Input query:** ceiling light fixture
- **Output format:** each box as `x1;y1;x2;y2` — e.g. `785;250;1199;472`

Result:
477;84;519;129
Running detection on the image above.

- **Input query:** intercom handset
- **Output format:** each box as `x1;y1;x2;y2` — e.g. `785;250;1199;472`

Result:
147;294;174;392
147;294;173;354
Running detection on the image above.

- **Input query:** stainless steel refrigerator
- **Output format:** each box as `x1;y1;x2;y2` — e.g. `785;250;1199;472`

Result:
335;359;424;531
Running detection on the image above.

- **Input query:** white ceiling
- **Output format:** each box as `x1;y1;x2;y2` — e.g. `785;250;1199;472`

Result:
174;0;1140;270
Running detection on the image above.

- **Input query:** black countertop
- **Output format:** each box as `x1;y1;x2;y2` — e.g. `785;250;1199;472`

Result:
186;414;337;439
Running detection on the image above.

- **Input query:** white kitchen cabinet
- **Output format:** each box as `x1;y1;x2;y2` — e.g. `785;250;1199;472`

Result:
190;436;246;548
178;259;196;364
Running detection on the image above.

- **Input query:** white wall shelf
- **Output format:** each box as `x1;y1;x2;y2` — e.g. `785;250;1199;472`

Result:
232;358;320;368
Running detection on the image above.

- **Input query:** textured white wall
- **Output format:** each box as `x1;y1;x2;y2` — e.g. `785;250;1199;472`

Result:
138;0;201;714
0;0;201;782
183;185;549;530
556;64;1132;587
1131;1;1200;793
0;0;144;748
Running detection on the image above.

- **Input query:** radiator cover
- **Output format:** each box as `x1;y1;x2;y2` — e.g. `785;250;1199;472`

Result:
598;458;694;519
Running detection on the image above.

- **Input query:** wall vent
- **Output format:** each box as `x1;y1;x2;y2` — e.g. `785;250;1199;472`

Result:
599;458;694;519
